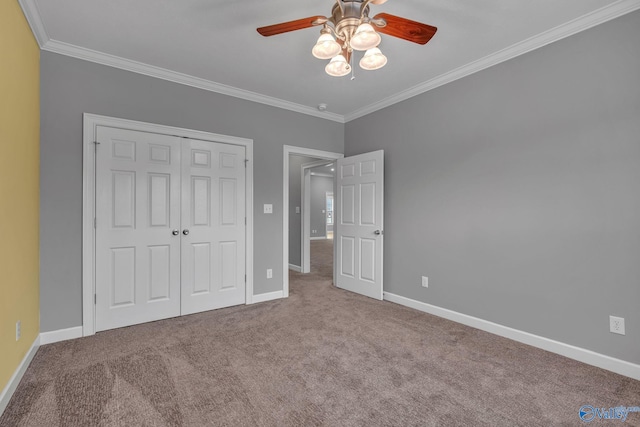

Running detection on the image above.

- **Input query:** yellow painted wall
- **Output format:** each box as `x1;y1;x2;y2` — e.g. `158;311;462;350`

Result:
0;0;40;393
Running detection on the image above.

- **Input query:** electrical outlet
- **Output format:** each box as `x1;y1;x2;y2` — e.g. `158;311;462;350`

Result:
267;269;273;279
421;276;428;288
263;204;273;214
295;206;300;214
16;320;21;341
609;316;625;335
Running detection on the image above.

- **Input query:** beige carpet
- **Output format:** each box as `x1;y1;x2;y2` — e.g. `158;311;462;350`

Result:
2;239;639;426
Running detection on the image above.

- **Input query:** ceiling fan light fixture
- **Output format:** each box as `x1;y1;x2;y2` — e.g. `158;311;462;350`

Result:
350;23;381;51
257;5;437;78
359;47;387;70
312;32;341;59
325;54;351;77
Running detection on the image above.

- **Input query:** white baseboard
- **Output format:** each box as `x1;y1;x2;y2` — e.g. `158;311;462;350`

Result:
288;264;302;272
310;237;326;241
383;292;640;381
0;335;40;415
40;326;83;345
252;290;284;304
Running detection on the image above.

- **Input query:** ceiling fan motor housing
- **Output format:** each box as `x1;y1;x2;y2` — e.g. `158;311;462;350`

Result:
331;1;371;45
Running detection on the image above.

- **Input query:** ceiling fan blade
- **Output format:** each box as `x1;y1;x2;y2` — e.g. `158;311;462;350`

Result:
257;16;327;37
373;13;437;45
370;0;388;4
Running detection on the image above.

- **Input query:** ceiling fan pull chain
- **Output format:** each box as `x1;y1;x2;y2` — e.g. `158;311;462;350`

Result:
351;52;356;80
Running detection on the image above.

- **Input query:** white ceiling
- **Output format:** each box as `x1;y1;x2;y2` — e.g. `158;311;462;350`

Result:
22;0;639;121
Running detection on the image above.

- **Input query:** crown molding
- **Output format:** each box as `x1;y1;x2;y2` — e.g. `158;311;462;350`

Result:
42;39;346;123
344;0;640;122
18;0;343;121
19;0;640;124
18;0;48;47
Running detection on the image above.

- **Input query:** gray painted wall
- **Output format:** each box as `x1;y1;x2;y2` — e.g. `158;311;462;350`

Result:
288;155;317;267
345;11;640;364
40;52;344;332
311;175;334;238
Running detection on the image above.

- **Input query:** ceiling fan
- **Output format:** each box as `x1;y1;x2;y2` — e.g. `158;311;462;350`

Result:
257;0;437;77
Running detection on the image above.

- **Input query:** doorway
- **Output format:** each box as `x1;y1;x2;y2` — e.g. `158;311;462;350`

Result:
283;146;385;300
282;146;343;297
302;160;335;273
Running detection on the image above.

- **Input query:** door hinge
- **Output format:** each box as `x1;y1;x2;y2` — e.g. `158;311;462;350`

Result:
94;294;97;305
94;218;97;228
244;159;248;168
245;274;247;283
245;217;247;225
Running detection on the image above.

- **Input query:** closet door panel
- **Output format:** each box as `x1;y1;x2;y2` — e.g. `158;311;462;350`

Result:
181;139;246;315
95;127;182;332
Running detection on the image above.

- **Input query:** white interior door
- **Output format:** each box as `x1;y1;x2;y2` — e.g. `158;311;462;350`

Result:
95;126;182;331
336;150;384;300
181;139;246;315
95;127;246;331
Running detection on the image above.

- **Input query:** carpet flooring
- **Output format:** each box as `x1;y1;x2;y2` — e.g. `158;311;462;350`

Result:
2;239;639;426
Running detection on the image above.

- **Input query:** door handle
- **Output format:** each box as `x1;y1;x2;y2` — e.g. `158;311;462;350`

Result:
374;229;383;235
183;229;190;236
172;229;179;236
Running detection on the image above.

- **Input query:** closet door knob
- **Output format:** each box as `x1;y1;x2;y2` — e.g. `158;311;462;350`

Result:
183;229;190;236
172;229;179;236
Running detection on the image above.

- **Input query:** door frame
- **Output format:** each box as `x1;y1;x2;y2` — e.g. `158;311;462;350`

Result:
82;113;254;336
301;159;333;273
282;145;343;297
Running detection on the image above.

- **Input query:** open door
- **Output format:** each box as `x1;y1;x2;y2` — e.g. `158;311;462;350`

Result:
335;150;384;300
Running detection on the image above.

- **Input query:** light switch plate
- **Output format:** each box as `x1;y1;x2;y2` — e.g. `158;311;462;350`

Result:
264;204;273;214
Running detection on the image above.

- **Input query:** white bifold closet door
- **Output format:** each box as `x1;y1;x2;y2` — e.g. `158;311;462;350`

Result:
180;138;246;315
95;126;245;332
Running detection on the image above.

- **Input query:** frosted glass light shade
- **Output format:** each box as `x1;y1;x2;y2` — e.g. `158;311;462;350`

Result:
312;33;342;59
350;23;381;51
359;47;387;70
325;55;351;77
